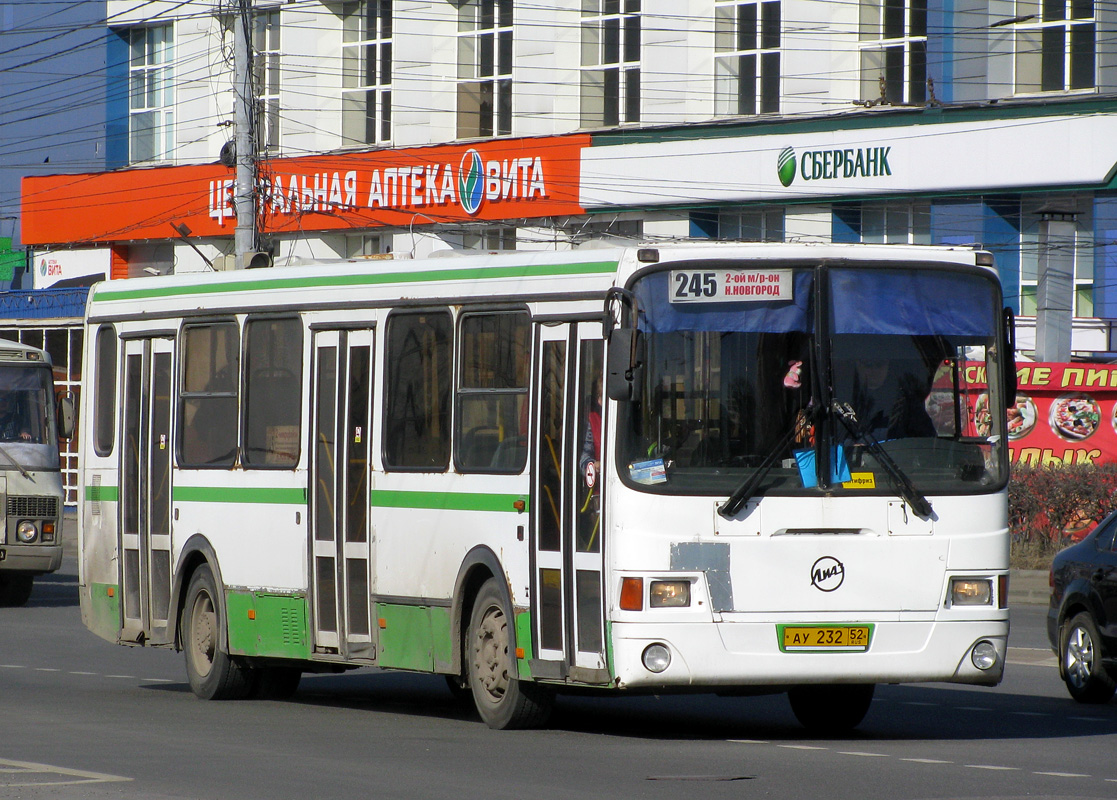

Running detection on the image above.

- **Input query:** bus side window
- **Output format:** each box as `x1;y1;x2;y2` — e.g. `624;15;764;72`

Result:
179;321;240;468
243;317;303;468
383;310;452;470
93;325;118;456
456;310;529;473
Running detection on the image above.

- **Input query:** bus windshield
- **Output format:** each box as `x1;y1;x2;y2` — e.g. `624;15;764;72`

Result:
0;365;60;469
618;261;1008;498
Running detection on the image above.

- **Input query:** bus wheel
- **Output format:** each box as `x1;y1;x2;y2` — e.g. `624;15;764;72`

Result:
1061;613;1117;703
788;684;874;735
0;574;33;607
468;578;553;729
181;565;254;700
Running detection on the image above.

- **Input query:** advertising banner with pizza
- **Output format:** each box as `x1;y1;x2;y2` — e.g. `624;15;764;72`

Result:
984;362;1117;467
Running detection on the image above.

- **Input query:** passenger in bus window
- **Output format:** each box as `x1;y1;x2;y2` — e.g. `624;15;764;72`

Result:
0;392;31;441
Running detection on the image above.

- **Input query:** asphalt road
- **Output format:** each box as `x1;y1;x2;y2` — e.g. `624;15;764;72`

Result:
1;554;1114;800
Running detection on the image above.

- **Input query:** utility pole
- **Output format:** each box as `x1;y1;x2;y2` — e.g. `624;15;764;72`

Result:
1035;205;1078;363
233;0;258;269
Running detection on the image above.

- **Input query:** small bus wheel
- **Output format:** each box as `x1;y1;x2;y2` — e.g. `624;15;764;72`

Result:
1061;612;1117;703
788;684;875;734
0;574;33;607
468;578;553;729
182;565;254;700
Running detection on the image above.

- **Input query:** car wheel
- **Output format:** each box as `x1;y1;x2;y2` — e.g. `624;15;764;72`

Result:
1060;612;1116;704
788;684;875;735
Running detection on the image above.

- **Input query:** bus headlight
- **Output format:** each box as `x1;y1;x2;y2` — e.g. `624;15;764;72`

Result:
649;580;691;608
642;643;671;673
16;521;38;543
950;578;992;606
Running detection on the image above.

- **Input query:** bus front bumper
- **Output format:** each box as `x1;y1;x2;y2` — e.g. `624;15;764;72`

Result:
609;616;1008;690
0;543;62;574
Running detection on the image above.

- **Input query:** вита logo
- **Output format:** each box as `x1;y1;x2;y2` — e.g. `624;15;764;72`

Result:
777;146;797;187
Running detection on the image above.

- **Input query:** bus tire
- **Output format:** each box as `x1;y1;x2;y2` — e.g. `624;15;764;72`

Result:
1060;612;1116;704
788;683;874;735
181;565;254;700
468;578;553;730
0;574;33;607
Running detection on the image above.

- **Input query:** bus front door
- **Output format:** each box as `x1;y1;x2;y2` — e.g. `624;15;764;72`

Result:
309;329;376;661
119;336;174;646
532;323;607;683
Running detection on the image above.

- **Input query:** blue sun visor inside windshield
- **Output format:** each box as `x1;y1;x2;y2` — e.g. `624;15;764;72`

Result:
634;264;997;338
829;268;996;338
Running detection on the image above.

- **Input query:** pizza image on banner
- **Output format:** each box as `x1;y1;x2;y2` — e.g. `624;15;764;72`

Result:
1049;393;1101;441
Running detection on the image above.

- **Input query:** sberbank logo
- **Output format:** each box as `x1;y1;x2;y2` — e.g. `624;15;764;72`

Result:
777;147;796;187
777;145;893;186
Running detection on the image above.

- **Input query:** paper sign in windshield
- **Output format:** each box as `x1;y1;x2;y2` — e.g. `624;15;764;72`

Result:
670;269;792;303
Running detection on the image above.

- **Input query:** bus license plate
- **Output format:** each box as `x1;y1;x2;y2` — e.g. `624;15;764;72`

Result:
780;625;871;652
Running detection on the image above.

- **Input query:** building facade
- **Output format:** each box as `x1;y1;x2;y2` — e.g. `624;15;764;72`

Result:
19;0;1117;356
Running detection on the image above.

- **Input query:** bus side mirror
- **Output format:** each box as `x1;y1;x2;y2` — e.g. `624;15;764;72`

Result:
57;393;75;440
606;328;644;402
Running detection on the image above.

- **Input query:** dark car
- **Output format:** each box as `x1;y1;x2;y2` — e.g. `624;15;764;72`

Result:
1048;511;1117;703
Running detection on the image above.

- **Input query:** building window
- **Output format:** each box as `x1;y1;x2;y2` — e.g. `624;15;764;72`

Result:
346;233;391;257
581;0;640;128
342;0;392;145
1015;0;1095;93
714;0;780;116
457;0;512;138
861;202;931;244
253;9;281;151
462;227;516;251
718;207;784;241
384;310;452;469
456;311;529;473
859;0;926;105
128;24;175;163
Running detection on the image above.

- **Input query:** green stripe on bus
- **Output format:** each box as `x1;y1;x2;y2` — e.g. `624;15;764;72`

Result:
84;485;119;502
91;260;619;303
370;489;527;513
173;486;307;504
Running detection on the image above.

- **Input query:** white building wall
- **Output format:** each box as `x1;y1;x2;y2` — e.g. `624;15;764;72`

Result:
394;1;458;147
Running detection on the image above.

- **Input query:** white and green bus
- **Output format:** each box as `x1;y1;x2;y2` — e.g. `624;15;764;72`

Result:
0;340;74;606
78;242;1014;731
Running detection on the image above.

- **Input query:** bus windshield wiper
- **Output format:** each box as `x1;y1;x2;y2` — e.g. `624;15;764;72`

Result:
718;418;801;519
0;442;32;480
833;401;931;518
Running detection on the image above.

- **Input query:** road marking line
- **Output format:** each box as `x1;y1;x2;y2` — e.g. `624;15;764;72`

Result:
901;758;952;764
838;752;888;758
956;706;992;712
69;671;97;675
777;745;827;751
0;758;130;787
965;765;1019;771
1034;772;1089;778
901;701;938;706
0;665;25;669
1068;716;1107;723
727;740;769;745
34;668;61;672
140;677;174;683
104;675;136;679
1010;711;1049;717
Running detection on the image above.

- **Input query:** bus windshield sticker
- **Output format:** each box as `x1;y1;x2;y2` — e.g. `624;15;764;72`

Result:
670;269;793;304
843;472;876;489
628;458;667;484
